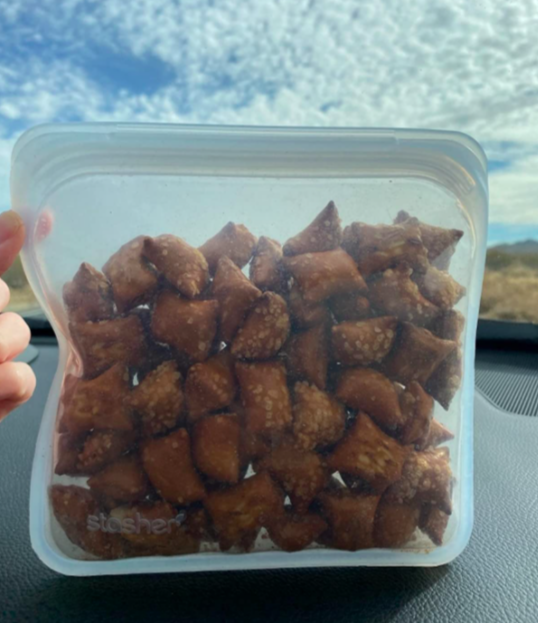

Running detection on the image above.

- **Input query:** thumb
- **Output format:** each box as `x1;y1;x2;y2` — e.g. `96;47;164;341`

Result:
0;211;25;275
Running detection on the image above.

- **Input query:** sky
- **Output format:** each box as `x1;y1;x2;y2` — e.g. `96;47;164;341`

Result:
1;0;538;246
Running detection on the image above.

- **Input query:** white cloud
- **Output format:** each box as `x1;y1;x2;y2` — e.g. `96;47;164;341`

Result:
1;0;538;225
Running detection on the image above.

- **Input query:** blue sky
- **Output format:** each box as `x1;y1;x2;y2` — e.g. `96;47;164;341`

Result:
1;0;537;246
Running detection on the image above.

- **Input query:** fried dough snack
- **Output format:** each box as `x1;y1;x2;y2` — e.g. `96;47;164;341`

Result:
283;248;367;303
383;322;456;386
249;236;284;292
267;511;328;552
51;485;125;559
342;220;428;276
77;430;135;475
292;381;346;450
331;316;397;366
318;489;381;550
369;265;440;326
103;236;159;312
141;428;206;505
395;210;463;270
327;412;409;491
374;498;420;548
285;323;329;390
236;360;292;437
287;280;331;329
143;234;209;298
385;448;453;514
61;364;133;435
213;256;262;343
55;204;467;558
151;291;218;362
192;414;241;484
199;222;257;274
63;262;114;322
204;471;284;551
185;350;236;421
329;292;371;322
109;501;201;556
70;314;146;379
88;456;150;505
257;437;329;513
419;505;449;546
417;266;465;310
336;368;404;433
127;360;184;437
231;292;290;360
283;201;342;256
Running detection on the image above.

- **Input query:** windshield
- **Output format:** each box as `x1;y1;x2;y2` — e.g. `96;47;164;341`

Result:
2;1;537;324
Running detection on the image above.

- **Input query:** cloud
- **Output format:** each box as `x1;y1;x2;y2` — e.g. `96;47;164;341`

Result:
1;0;538;228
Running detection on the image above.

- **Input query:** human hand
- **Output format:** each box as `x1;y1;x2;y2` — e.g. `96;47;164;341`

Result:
0;210;36;421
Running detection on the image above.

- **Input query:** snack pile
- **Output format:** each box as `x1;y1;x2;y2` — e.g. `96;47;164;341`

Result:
51;202;465;559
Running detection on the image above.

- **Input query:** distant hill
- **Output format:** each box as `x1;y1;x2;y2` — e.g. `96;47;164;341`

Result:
491;239;538;255
486;239;538;271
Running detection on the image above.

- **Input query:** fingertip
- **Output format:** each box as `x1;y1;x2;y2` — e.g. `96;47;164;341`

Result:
0;361;36;403
0;279;10;311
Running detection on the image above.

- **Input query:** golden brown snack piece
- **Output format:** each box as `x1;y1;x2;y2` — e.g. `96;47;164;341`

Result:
236;361;292;437
317;489;381;550
249;236;284;292
331;317;398;367
192;414;241;484
419;505;449;546
329;292;371;322
342;221;428;277
231;292;290;360
55;433;83;476
399;381;434;446
416;418;454;451
63;262;114;323
143;234;209;298
185;350;236;421
88;456;150;505
199;222;257;275
151;291;218;362
429;309;465;343
395;210;463;270
335;369;404;433
385;448;453;514
70;314;146;379
285;323;329;390
239;427;272;466
374;498;420;548
327;412;409;491
61;364;133;435
283;201;342;256
77;430;135;475
417;266;465;310
383;323;456;386
127;360;184;437
257;438;329;513
50;485;125;559
267;511;328;552
213;256;262;343
369;265;440;326
283;248;367;303
103;236;159;312
426;348;463;410
141;428;206;505
110;501;200;556
292;382;346;450
204;471;284;551
287;281;331;329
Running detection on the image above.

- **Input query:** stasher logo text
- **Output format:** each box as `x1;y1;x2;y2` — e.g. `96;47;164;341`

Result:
87;511;186;535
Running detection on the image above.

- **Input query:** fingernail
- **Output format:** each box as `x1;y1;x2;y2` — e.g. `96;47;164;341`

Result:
0;211;23;244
